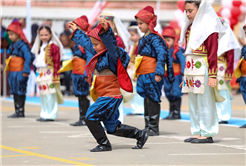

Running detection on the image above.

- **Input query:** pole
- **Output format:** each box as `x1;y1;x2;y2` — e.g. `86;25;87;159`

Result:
26;0;31;42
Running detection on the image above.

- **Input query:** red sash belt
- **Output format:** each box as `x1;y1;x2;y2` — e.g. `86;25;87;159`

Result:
72;58;86;75
9;57;24;72
136;56;157;75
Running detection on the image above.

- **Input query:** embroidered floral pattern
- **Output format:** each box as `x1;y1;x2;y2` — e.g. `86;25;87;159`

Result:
219;80;224;85
39;85;42;90
189;79;193;87
195;61;202;69
194;80;201;88
47;69;51;75
219;66;224;71
49;84;54;89
187;61;191;69
43;85;46;90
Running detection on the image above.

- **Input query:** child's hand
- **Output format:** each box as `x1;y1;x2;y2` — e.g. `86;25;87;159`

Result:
155;75;162;82
179;82;183;88
85;78;89;83
23;73;29;77
99;17;108;30
208;77;217;87
68;22;77;31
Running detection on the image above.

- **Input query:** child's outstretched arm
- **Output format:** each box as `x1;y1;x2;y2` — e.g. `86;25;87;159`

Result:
69;22;97;55
98;18;118;62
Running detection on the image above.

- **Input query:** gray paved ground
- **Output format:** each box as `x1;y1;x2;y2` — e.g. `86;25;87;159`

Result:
1;94;245;166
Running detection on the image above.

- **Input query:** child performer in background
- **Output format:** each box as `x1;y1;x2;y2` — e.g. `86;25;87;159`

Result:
216;17;240;124
128;25;144;115
69;18;148;152
32;24;64;122
135;6;175;136
5;21;34;118
162;26;185;120
69;15;93;126
235;24;246;128
180;0;225;143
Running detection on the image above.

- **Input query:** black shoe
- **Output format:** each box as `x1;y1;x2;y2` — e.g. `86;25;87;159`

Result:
191;137;214;143
7;113;25;118
240;124;246;128
163;99;181;120
132;130;148;149
37;118;54;122
85;120;111;152
219;121;228;124
70;120;86;126
184;137;198;142
90;140;112;152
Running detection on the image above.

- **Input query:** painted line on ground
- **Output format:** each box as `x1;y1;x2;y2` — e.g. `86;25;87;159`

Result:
1;145;94;166
169;153;246;156
1;154;31;157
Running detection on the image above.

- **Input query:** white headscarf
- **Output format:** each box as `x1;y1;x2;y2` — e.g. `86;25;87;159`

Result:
31;25;64;60
179;0;226;55
101;12;131;52
217;21;240;60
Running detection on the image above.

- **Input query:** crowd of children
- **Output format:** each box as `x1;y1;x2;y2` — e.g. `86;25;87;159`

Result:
3;0;246;152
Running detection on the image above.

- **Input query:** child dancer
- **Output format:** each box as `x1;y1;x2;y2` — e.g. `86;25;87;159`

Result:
180;0;225;143
69;17;148;152
235;24;246;128
5;21;34;118
134;6;175;136
69;15;93;126
128;25;144;115
32;24;64;122
216;17;240;124
162;26;185;120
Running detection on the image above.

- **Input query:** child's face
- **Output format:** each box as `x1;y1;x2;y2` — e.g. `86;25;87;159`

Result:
129;31;141;43
39;28;52;43
164;37;175;49
90;37;106;53
136;18;149;34
185;3;198;23
60;35;70;48
7;31;20;43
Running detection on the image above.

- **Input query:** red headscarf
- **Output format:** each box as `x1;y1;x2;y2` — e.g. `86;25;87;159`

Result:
88;24;103;42
73;15;89;32
162;26;179;60
6;21;32;48
135;6;163;40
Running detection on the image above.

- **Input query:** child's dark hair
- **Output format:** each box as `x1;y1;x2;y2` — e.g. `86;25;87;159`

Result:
164;36;174;40
243;25;246;30
38;25;52;34
185;0;201;8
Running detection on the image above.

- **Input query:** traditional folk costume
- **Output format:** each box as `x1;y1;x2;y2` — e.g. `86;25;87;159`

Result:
135;6;175;136
128;25;144;115
31;24;64;121
71;23;148;152
216;18;240;124
162;26;185;120
180;1;225;143
235;24;246;128
5;22;35;118
59;15;93;126
100;12;132;123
